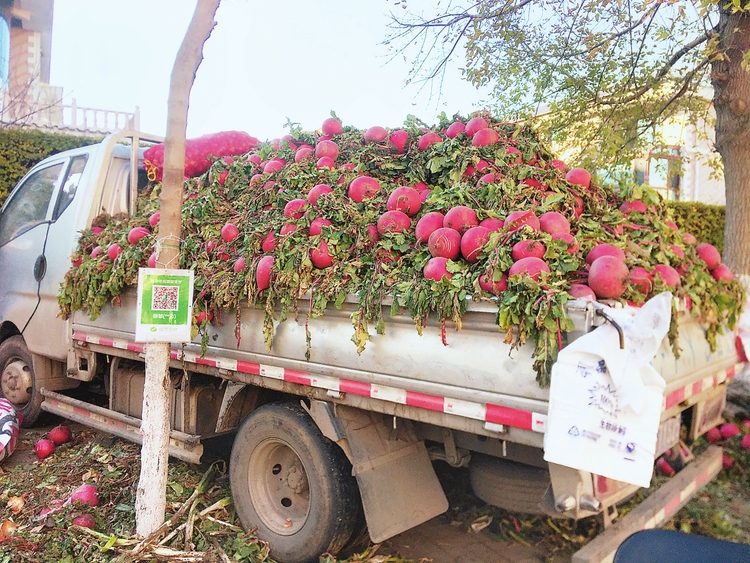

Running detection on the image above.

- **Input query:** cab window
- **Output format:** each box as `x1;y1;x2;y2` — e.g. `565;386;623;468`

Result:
0;163;65;246
52;155;88;220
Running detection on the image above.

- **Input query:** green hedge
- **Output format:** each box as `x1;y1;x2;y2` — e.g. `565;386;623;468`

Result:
667;201;725;254
0;128;100;205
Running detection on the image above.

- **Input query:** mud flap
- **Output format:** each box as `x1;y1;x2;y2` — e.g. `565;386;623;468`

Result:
334;405;449;543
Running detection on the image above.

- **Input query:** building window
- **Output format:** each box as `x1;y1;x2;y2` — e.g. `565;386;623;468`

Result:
635;146;681;200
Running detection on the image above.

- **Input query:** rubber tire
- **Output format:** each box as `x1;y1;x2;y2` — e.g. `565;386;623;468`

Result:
469;454;551;514
0;336;42;427
229;402;359;563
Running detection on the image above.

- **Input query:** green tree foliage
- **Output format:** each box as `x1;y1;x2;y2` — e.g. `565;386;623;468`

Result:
0;128;99;205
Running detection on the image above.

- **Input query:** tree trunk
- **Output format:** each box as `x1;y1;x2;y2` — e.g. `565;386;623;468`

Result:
712;9;750;289
135;0;221;537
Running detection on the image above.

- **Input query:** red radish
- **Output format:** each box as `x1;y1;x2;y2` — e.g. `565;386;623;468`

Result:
322;117;343;136
420;189;432;203
664;221;679;231
479;272;508;294
443;206;478;235
389;130;409;152
35;438;55;460
588;256;629;299
295;147;313;162
262;231;276;252
479;173;496;184
387;187;422;216
256;256;273;290
504;210;540;232
147;253;157;268
696;243;721;270
463;164;476;178
148;212;161;227
217;169;229;186
521;178;544;190
415;212;445;243
586;243;625;264
628;266;654;294
512;240;546;261
263;159;284;174
539;212;570;235
509;257;550;280
670;245;685;259
69;484;99;507
552;233;579;254
72;255;82;267
250;174;264;186
424;257;452;281
682;232;697;245
445;121;465;138
465;117;488;136
720;423;741;439
712;263;735;281
90;246;102;259
127;227;150;245
568;284;597;300
280;223;297;236
365;225;380;247
315;140;339;160
233;256;246;273
460;226;491;263
310;240;334;268
309;217;332;236
221;223;240;243
377;211;412;235
547;159;567;172
316;156;335;170
246;154;261;166
348;176;381;203
428;228;462;259
418;132;442;151
619;201;647;214
49;425;72;446
72;514;95;529
706;426;722;443
91;226;104;234
565;167;592;188
207;240;215;253
414;181;429;193
472;128;499;147
341;162;356;171
364;126;388;142
723;453;734;469
505;146;522;164
480;217;505;232
572;195;584;218
284;199;306;219
107;244;122;260
740;434;750;450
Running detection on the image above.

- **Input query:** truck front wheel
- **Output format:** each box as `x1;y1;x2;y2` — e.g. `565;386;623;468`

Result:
0;336;42;427
229;402;359;563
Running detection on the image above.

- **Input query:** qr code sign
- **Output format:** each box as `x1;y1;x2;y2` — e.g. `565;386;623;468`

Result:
152;285;179;311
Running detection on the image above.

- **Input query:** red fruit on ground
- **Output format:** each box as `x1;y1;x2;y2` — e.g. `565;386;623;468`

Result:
415;212;445;243
565;167;592;189
389;130;408;152
349;176;381;203
588;256;629;299
464;117;488;136
307;184;333;206
309;217;332;236
321;117;343;136
712;263;735;281
284;199;306;219
653;264;681;287
294;147;313;163
428;228;462;259
568;284;597;300
233;256;246;273
479;272;508;294
418;132;442;151
364;126;388;143
509;257;550;280
472;128;499;147
423;257;452;282
262;231;276;253
504;210;540;232
443;206;479;235
445;121;465;138
35;439;55;460
48;425;72;446
72;514;95;529
310;240;334;268
586;243;625;265
511;240;546;261
316;157;335;170
387;186;422;216
460;226;491;263
70;484;99;507
256;256;273;290
263;159;284;174
221;223;240;243
377;211;411;235
539;212;570;235
315;140;339;160
695;243;721;270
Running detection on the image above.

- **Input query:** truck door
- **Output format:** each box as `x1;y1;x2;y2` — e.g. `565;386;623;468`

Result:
0;156;88;360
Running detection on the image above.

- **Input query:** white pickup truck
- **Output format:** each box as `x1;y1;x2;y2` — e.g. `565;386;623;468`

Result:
0;131;742;563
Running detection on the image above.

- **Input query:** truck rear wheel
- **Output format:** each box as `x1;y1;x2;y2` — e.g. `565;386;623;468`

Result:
469;454;551;514
0;336;42;427
229;402;359;563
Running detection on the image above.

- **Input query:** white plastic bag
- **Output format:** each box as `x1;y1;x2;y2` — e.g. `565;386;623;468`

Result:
543;293;672;487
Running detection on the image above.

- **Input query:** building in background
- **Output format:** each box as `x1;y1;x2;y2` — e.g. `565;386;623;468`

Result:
0;0;137;135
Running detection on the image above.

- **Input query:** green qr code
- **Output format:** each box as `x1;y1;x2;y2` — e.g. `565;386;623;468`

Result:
152;285;179;311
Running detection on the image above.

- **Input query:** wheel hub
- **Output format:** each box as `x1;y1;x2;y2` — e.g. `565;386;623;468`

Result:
1;360;32;405
284;463;309;495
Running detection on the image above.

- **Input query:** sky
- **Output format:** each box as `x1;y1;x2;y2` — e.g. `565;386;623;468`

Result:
50;0;490;141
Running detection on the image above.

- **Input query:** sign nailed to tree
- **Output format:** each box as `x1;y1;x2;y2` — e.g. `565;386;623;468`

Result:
135;268;194;342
